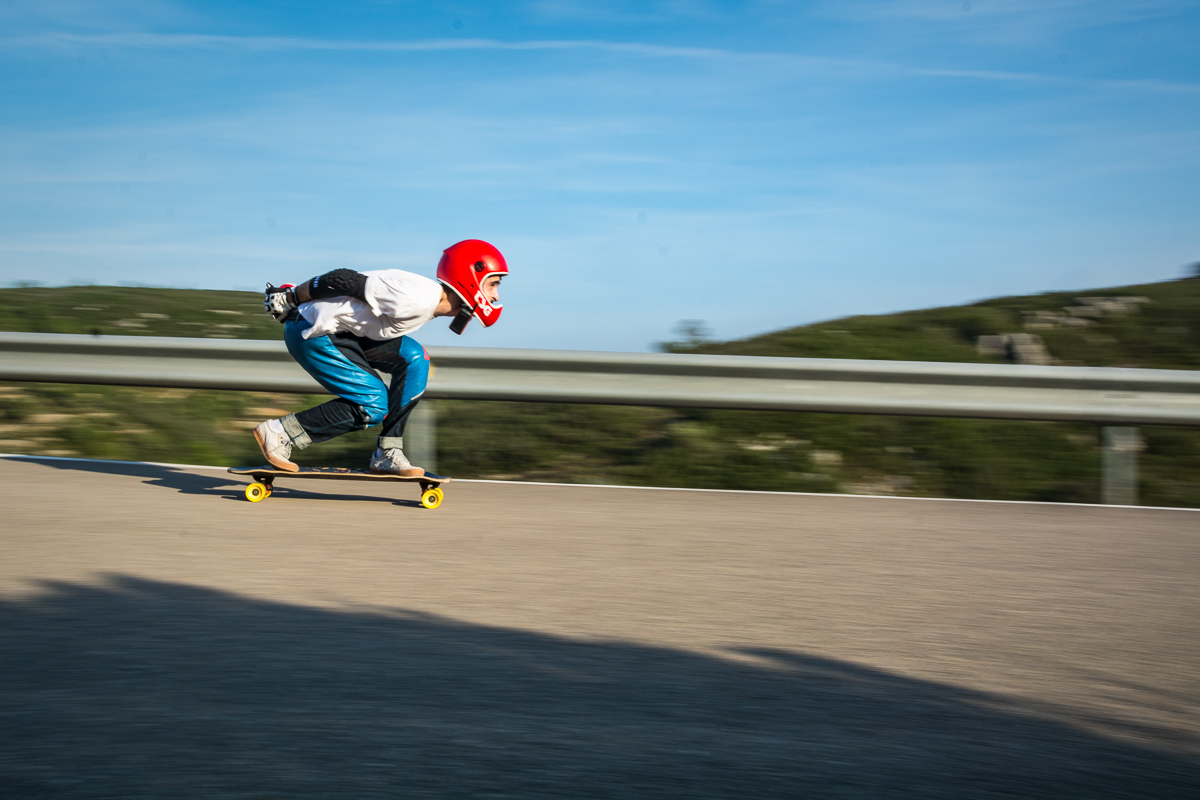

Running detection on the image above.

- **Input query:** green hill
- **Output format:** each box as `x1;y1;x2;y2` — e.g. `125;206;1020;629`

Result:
648;277;1199;507
0;284;284;340
0;278;1197;507
667;277;1200;370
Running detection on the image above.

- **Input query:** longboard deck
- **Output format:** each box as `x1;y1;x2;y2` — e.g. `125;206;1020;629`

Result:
228;466;450;485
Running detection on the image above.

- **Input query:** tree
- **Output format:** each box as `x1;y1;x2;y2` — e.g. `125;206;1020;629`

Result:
657;319;714;353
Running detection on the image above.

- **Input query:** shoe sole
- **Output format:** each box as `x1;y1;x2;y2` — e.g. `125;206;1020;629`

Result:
254;427;300;473
369;467;425;477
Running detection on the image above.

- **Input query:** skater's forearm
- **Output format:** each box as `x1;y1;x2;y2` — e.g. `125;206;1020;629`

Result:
296;269;369;305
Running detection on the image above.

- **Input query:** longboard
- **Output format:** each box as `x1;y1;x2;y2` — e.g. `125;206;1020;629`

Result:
228;466;451;509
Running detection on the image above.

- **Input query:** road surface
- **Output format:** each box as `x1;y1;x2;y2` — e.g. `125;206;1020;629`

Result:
1;455;1197;798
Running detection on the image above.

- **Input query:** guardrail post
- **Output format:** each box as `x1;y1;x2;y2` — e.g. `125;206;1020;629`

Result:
1102;426;1141;506
407;401;437;476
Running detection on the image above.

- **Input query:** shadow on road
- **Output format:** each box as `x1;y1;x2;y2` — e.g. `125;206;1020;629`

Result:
7;455;416;506
1;576;1195;798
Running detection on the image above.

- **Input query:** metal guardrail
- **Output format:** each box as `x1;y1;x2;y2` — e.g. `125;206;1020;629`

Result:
1;331;1198;426
3;331;1196;505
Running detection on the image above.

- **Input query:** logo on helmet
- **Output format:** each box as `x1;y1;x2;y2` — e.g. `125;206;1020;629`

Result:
474;290;497;318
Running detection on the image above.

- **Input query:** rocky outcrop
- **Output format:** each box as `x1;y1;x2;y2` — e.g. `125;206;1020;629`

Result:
1023;296;1150;329
976;333;1055;365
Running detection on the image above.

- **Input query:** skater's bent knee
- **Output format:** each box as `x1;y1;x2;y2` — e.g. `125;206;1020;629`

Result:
360;403;387;427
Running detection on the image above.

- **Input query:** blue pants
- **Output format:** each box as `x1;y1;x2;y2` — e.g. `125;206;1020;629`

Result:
282;317;430;450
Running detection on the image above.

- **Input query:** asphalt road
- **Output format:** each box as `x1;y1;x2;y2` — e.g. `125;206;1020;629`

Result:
1;455;1197;798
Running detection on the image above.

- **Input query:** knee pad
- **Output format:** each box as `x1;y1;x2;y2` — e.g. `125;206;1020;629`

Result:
358;399;388;427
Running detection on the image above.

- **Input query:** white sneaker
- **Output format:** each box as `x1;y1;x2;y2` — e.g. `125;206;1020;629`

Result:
369;447;424;477
253;419;299;472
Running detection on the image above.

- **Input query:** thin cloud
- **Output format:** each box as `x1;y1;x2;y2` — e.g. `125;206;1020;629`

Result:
0;233;410;265
6;31;1197;94
815;0;1189;26
806;0;1199;52
11;31;729;59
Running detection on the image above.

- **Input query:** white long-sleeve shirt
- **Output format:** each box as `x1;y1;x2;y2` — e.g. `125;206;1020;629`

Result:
297;269;443;341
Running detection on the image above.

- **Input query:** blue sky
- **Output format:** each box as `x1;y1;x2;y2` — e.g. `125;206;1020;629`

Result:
1;1;1197;351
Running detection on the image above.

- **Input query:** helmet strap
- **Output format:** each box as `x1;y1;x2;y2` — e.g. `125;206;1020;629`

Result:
449;306;474;335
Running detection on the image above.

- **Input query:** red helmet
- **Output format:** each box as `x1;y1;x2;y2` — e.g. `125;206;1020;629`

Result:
437;239;508;334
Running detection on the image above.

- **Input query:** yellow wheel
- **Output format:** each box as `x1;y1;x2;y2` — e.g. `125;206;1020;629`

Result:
245;482;269;503
433;487;444;503
420;488;443;510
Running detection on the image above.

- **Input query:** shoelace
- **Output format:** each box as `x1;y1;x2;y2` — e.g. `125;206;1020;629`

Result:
383;450;411;467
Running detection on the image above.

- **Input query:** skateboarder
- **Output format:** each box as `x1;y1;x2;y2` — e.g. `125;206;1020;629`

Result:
252;239;507;477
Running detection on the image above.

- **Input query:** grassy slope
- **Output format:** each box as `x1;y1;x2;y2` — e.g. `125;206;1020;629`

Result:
663;277;1200;506
0;285;284;340
0;280;1197;506
0;286;323;468
688;278;1200;369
